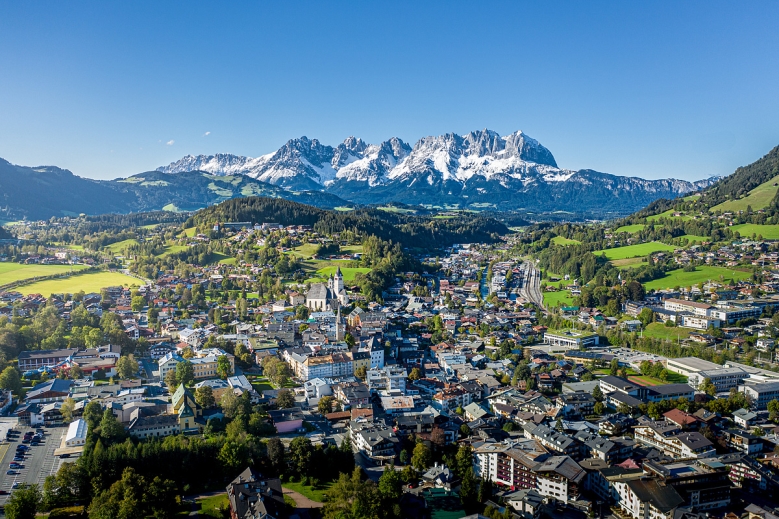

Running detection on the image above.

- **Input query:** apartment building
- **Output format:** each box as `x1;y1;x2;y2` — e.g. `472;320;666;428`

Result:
739;380;779;410
472;439;549;490
634;422;716;459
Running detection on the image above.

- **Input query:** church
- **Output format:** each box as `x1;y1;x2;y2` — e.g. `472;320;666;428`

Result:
306;266;349;311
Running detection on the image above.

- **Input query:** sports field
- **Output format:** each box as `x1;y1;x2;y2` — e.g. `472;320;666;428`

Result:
0;263;88;286
643;266;752;290
17;271;138;296
614;224;646;233
593;241;676;260
729;223;779;240
711;174;779;212
551;236;581;245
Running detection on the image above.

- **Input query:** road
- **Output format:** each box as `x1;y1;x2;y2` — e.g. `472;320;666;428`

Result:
519;261;545;311
0;424;69;508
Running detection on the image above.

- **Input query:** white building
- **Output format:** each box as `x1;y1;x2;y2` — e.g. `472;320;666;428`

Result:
688;367;748;392
665;357;722;378
65;418;88;447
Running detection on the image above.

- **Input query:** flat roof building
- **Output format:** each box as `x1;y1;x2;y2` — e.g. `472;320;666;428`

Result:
665;357;721;378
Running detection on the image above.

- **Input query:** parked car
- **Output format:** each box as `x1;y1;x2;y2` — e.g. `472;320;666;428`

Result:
6;470;19;475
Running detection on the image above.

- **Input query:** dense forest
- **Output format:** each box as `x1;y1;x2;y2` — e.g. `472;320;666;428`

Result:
188;196;510;249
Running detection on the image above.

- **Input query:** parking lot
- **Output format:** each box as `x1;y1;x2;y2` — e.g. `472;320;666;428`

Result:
0;424;71;506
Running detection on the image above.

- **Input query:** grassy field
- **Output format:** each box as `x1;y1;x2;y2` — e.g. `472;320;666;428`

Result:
729;223;779;240
543;290;575;308
157;245;187;257
105;239;139;253
643;266;752;290
182;226;197;237
614;224;646;233
0;263;88;285
18;271;138;295
647;209;693;222
674;235;711;244
610;257;646;269
641;322;692;340
306;266;371;283
551;236;581;245
282;480;334;503
286;243;321;258
195;494;230;518
593;241;676;260
711;174;779;213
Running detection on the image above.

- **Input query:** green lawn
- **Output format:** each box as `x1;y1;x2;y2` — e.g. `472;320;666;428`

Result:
18;271;138;296
105;239;139;253
641;322;692;341
551;236;581;245
643;266;752;290
543;290;574;308
282;480;334;503
614;224;646;233
711;174;779;212
0;263;88;285
334;206;355;212
195;494;230;519
593;241;676;260
610;257;646;269
647;209;693;222
729;223;779;240
306;266;371;283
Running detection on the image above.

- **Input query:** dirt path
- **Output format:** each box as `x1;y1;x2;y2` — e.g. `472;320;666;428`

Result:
282;487;324;509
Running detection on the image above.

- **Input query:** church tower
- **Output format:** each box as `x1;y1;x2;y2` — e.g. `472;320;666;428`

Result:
333;266;344;294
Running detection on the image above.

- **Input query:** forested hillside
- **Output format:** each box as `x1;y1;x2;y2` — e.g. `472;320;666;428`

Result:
188;196;510;249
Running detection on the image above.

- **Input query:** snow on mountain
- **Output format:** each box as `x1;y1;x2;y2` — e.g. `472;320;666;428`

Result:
157;129;715;212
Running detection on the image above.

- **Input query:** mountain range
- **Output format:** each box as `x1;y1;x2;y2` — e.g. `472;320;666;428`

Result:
159;129;717;212
0;129;718;221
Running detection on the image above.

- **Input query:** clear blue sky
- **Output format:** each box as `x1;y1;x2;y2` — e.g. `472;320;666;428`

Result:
1;1;778;181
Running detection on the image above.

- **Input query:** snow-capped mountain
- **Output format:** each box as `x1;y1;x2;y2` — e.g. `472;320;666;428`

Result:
158;129;717;213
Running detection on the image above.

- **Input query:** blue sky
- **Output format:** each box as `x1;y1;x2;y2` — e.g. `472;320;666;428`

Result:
1;1;778;181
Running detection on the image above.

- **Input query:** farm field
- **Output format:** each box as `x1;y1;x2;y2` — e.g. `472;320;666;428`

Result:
543;290;574;308
614;224;646;233
729;223;779;240
0;263;88;285
643;266;752;290
593;241;676;260
711;174;779;212
17;271;138;295
640;322;692;341
551;236;581;245
610;257;645;269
